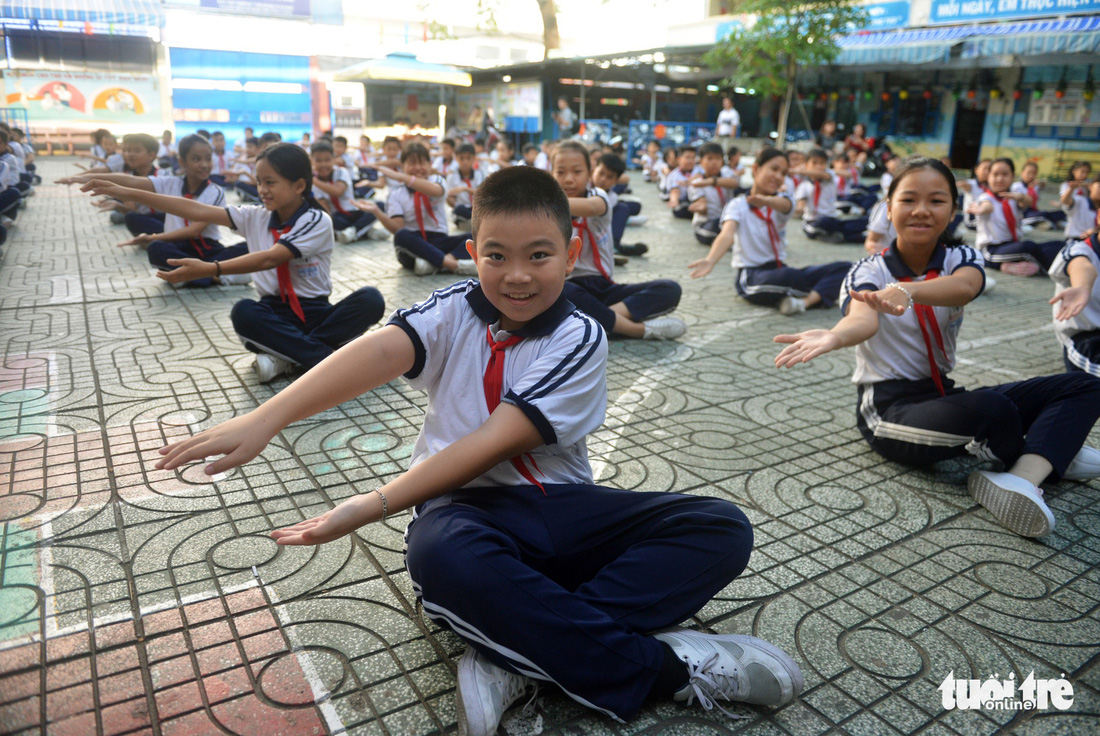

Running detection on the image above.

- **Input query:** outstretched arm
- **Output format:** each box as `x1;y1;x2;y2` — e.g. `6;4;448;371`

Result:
1050;255;1099;321
853;266;983;316
688;219;736;279
58;172;155;190
271;403;542;544
774;298;879;368
569;195;607;218
80;179;233;228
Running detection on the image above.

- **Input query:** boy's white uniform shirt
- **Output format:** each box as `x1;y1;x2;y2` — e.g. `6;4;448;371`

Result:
567;186;614;281
432;155;455;178
794;176;837;220
640;152;659;178
687;181;735;225
210;149;235;176
1049;240;1100;374
867;200;896;242
1061;182;1096;239
312;167;356;214
224;203;334;299
390;280;608;489
106;153;126;172
446;168;485;209
338;151;357;170
151;176;226;240
0;154;18;189
721;193;793;268
842;244;985;385
157;143;175;159
386;174;448;234
666;166;704;199
975;190;1022;247
9;142;26;173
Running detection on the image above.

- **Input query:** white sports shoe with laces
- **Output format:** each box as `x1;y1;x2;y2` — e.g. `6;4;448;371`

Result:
1064;445;1100;481
654;628;803;712
642;316;687;340
455;648;532;736
967;470;1054;537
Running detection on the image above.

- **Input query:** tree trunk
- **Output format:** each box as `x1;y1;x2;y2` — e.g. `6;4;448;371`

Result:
776;57;796;147
537;0;560;60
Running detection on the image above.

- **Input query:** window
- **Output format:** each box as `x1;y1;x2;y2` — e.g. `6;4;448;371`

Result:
3;30;155;72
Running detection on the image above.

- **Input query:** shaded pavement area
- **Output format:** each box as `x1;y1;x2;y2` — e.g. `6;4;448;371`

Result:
1;158;1099;735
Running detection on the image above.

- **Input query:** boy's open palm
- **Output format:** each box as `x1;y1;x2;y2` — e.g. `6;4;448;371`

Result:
271;496;374;545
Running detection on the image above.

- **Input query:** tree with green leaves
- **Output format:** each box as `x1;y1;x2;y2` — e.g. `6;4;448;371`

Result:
704;0;868;147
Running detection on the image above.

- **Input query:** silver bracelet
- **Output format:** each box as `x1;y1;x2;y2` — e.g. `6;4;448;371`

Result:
884;282;914;311
374;489;388;522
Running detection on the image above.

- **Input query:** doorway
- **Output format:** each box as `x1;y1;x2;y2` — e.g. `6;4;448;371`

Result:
950;105;986;171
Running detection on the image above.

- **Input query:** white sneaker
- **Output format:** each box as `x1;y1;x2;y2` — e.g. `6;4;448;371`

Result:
218;273;252;286
368;223;391;240
981;276;996;295
779;296;807;315
335;226;357;244
654;629;803;710
967;470;1055;537
413;258;438;276
627;214;648;226
642;316;686;340
455;648;531;736
0;215;14;228
1064;445;1100;481
253;354;293;383
454;259;480;277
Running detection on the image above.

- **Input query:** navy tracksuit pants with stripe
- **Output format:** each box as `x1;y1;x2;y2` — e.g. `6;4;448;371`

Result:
405;484;752;720
563;275;681;333
736;262;850;309
857;373;1100;480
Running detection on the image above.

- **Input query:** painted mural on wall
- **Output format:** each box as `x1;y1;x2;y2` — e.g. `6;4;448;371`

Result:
0;71;163;132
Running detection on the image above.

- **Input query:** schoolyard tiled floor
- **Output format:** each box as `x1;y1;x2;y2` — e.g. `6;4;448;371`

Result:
1;157;1098;736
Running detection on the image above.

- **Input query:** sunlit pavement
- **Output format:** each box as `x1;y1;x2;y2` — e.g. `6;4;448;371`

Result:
1;157;1097;735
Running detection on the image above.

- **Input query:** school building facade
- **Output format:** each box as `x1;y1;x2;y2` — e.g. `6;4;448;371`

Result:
671;0;1100;176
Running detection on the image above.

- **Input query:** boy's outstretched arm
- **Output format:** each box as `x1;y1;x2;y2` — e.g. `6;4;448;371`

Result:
271;403;543;545
81;179;233;228
157;325;417;474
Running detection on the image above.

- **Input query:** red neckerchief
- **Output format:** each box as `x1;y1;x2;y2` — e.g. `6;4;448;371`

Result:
813;180;822;209
1024;181;1038;205
900;270;947;397
413;190;439;238
791;175;802;188
984;188;1017;241
317;173;348;214
484;326;544;493
182;178;211;254
440;158;451;175
750;205;782;266
573;217;611;281
836;175;847;196
714;183;726;207
271;224;305;322
215;152;225;172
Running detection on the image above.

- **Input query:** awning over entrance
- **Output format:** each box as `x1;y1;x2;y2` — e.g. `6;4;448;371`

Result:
332;52;472;87
836;16;1100;65
0;0;164;25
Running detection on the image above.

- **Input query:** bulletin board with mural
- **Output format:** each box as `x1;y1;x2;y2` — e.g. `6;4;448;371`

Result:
0;70;164;134
456;82;542;133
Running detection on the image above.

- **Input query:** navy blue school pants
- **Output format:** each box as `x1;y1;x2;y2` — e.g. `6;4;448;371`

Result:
353;184;377;199
806;215;867;243
405;484;752;721
1063;330;1100;376
148;239;248;288
209;174;227;187
983;240;1062;271
612;200;642;246
236;182;260;203
856;373;1100;480
671;201;692;219
563;275;681;333
612;182;629;194
231;288;385;369
124;211;165;237
452;203;472;222
736;262;850;308
838;191;876;211
694;216;720;246
1022;207;1066;227
0;188;20;218
393;229;471;270
331;210;376;240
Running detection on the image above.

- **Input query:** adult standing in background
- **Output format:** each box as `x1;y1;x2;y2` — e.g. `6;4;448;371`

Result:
716;97;740;153
554;96;576;140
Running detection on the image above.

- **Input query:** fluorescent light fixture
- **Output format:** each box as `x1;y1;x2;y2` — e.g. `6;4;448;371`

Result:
243;81;305;94
748;88;756;95
502;75;512;82
653;52;666;63
707;85;719;92
734;87;747;94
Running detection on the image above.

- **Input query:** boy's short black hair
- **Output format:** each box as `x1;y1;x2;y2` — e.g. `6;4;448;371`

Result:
727;146;740;157
259;132;280;145
382;135;401;148
310;141;334;155
677;145;697;157
597;153;625;177
807;148;829;163
196;129;211;140
522;143;539;155
698;142;724;159
472;167;572;244
123;133;159;155
456;143;476;157
401;142;431;164
245;137;259;147
334;135;347;145
442;137;456;148
474;136;486;147
834;152;850;164
211;130;224;138
498;138;515;152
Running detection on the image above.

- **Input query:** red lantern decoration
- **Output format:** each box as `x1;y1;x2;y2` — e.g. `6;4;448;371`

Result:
881;92;891;101
923;89;933;100
654;124;667;140
1055;89;1065;99
819;92;828;101
848;93;856;102
1013;89;1023;101
966;89;976;99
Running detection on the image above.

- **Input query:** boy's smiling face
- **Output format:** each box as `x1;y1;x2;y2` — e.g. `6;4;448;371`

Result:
466;212;581;332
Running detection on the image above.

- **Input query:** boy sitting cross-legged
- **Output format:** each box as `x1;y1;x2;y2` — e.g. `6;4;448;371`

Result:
154;166;803;735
